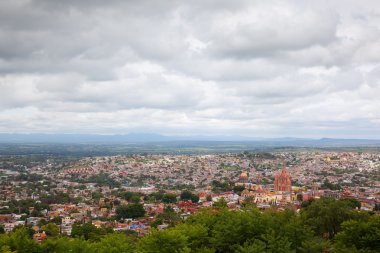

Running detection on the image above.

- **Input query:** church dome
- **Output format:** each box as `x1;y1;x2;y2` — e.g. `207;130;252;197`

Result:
239;171;248;183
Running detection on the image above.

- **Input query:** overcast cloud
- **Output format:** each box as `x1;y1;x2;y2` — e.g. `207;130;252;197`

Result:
1;0;380;138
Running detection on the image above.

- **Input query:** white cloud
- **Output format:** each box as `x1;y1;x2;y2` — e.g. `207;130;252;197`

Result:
0;0;379;138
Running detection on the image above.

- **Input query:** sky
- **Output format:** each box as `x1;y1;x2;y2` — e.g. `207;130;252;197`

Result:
1;0;380;139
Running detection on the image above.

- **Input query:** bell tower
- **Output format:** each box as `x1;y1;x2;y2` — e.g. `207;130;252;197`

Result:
274;161;291;192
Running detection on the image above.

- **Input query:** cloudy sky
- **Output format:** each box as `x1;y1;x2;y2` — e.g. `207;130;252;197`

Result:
1;0;380;138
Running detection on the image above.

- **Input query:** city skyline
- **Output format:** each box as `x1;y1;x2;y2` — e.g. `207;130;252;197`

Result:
1;0;380;138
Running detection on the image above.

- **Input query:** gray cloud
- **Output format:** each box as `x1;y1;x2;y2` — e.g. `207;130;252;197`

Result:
0;0;379;138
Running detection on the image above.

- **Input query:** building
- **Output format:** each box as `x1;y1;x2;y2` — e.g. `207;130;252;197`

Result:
274;163;291;192
33;232;47;243
239;171;249;184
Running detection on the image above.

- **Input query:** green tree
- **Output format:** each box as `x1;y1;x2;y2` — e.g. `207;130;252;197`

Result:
0;227;39;253
41;223;60;237
50;216;62;225
171;224;210;252
71;222;110;241
233;185;246;195
162;193;177;204
206;208;265;252
116;203;145;220
180;190;199;203
333;216;380;252
235;230;295;253
341;198;361;210
211;180;232;193
40;237;92;253
137;229;190;253
0;245;16;253
282;217;318;253
130;195;141;204
301;198;353;239
157;207;181;227
212;198;228;209
234;240;267;253
298;239;329;253
91;233;135;253
37;219;48;227
260;229;295;253
121;191;141;202
149;191;165;202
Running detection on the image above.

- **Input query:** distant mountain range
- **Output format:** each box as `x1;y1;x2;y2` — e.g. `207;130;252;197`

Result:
0;133;380;147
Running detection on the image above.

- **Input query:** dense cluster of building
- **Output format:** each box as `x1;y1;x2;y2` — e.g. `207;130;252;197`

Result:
0;151;379;241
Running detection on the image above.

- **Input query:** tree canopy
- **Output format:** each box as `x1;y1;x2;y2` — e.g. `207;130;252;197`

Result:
116;203;146;220
180;190;199;203
0;198;378;253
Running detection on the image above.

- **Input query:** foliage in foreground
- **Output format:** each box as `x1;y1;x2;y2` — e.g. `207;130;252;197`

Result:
0;198;379;253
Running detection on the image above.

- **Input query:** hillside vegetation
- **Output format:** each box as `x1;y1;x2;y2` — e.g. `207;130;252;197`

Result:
0;198;379;253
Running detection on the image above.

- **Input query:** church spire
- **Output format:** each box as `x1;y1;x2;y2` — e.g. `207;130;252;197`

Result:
274;160;291;192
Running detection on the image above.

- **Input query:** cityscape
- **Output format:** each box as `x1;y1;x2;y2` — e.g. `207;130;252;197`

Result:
0;148;379;252
1;0;380;252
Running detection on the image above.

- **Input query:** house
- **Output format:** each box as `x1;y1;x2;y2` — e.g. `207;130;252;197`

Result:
33;232;47;243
